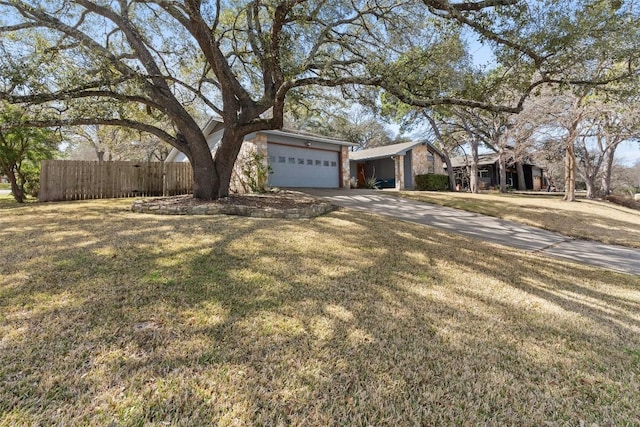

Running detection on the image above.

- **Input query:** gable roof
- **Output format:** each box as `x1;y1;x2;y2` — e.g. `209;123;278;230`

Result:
165;117;355;162
349;141;444;162
448;153;501;168
447;151;542;169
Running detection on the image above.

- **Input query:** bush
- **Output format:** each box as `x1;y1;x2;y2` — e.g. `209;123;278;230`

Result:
240;152;272;193
605;195;640;211
415;174;450;191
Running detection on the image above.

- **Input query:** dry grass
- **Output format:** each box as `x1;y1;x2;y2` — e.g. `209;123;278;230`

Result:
1;198;639;426
397;191;640;248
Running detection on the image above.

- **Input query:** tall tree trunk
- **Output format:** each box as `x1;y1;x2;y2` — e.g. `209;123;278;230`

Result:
185;129;219;200
584;175;596;199
600;144;619;197
213;127;247;198
443;154;455;191
516;162;526;190
470;139;479;193
600;149;614;197
498;150;507;193
563;142;576;201
6;167;24;203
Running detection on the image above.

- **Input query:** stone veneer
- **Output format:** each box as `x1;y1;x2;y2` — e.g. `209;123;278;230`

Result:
410;144;445;187
340;145;351;189
131;196;335;219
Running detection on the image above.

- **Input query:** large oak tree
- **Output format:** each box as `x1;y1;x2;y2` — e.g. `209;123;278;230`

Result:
1;0;637;199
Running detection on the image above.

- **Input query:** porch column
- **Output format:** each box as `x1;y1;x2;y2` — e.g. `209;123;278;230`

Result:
340;146;351;188
395;155;405;190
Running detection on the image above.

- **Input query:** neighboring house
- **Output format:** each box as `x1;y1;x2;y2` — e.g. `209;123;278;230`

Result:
446;152;546;191
349;141;445;190
165;118;355;191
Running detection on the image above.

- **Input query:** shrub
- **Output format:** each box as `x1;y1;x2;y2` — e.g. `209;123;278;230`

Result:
240;152;272;193
415;174;450;191
605;195;640;211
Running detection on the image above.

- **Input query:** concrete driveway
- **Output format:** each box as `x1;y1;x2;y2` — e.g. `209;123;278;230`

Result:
302;189;640;276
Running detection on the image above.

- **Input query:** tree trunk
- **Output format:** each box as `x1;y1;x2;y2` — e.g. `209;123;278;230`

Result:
443;154;455;191
563;142;576;201
498;150;507;193
185;129;219;200
600;146;616;197
6;167;24;203
213;127;247;198
584;175;596;199
516;162;526;190
470;139;479;193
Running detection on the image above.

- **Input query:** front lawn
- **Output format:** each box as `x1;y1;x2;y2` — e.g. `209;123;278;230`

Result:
398;191;640;248
1;199;639;425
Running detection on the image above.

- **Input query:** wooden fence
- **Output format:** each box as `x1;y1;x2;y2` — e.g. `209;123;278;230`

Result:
39;160;193;202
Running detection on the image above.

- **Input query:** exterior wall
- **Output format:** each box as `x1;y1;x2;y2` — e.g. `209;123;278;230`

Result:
228;133;273;194
531;166;543;191
403;152;412;189
410;144;445;187
350;161;358;186
169;130;348;191
367;159;395;188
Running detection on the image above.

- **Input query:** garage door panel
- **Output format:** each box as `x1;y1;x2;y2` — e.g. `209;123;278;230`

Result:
268;144;339;188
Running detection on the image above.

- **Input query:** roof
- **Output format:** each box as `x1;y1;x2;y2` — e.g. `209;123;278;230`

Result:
448;153;501;168
349;141;443;162
263;129;355;146
165;117;355;162
204;117;354;146
447;152;541;168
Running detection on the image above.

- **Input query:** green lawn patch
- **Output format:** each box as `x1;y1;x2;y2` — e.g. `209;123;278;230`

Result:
1;199;639;425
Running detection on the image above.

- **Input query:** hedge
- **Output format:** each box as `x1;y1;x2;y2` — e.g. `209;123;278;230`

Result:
415;174;450;191
605;195;640;211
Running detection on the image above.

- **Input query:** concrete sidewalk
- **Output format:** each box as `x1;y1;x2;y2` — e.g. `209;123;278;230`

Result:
302;189;640;276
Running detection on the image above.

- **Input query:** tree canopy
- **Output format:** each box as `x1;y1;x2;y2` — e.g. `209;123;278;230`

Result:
1;0;638;199
0;103;59;202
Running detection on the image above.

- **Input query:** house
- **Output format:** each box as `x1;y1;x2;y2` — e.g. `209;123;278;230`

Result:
165;118;356;191
349;141;446;189
446;152;546;191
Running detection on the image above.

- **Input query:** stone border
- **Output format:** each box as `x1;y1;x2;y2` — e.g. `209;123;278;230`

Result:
131;195;336;219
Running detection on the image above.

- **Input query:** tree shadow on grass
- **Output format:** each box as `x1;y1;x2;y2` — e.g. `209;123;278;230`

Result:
1;205;640;425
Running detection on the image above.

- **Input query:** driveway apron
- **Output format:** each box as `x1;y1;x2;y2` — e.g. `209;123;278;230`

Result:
302;189;640;276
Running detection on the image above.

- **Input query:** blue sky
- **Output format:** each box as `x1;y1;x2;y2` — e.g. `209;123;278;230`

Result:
617;141;640;166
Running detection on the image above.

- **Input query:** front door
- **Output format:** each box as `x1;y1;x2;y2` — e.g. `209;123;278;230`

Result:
357;163;366;187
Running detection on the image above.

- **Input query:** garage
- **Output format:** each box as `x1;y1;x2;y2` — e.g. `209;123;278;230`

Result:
267;143;340;188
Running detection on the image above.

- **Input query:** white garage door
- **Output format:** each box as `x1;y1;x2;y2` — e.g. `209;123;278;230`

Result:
268;144;340;188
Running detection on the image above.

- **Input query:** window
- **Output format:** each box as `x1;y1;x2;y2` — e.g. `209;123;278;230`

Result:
478;170;489;178
288;157;295;164
323;160;329;166
330;161;337;167
278;156;285;163
298;158;305;164
307;159;313;165
315;160;321;166
427;154;435;174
